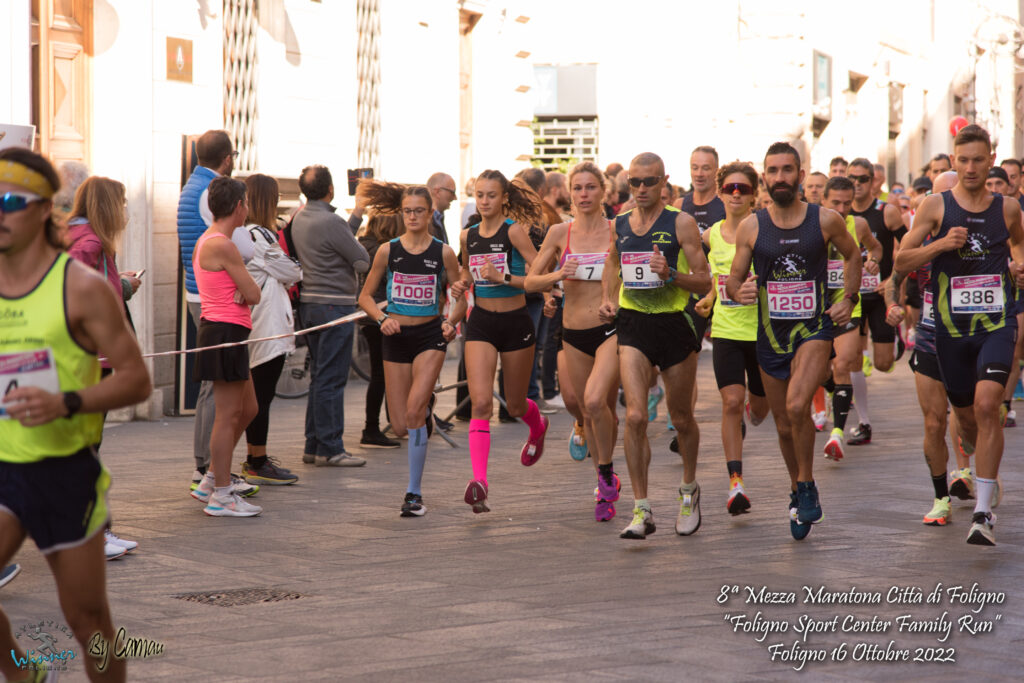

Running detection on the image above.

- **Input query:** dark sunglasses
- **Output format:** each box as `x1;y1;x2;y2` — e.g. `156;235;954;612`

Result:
849;174;872;184
0;191;43;214
627;175;663;188
720;182;754;196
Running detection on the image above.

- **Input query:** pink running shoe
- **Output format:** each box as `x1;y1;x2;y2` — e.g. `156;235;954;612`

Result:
595;500;616;521
594;473;621;521
464;479;489;513
520;416;550;466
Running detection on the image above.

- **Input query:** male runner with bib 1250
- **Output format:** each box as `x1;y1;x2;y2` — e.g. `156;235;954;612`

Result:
727;141;862;541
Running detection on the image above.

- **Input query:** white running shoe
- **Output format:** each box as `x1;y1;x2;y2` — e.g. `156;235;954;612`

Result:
104;530;138;553
204;492;263;517
105;541;127;560
812;411;827;432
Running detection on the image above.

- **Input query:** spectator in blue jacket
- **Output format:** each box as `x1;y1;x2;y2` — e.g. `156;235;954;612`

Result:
177;130;258;498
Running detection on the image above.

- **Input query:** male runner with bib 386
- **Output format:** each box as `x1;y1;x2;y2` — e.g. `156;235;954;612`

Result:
727;142;862;541
600;152;711;540
0;147;151;682
895;124;1024;546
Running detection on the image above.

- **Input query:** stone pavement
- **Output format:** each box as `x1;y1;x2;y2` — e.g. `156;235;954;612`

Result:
3;356;1024;681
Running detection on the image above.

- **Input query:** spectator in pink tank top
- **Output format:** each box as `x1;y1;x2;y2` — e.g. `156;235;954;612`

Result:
190;177;264;518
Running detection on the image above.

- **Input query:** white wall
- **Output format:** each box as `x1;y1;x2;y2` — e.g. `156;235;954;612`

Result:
2;1;31;126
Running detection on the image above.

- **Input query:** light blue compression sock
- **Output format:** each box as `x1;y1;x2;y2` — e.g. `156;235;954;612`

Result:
407;426;428;495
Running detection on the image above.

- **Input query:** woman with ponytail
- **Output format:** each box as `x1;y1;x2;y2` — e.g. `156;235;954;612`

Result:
449;170;546;513
358;181;463;517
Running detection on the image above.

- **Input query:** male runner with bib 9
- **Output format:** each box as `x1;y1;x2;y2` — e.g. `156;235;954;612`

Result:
600;152;711;540
727;142;862;541
895;124;1024;546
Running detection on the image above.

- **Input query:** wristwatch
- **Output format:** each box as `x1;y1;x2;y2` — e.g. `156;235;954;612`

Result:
503;272;513;284
844;292;860;306
63;391;83;419
666;266;678;281
376;313;389;326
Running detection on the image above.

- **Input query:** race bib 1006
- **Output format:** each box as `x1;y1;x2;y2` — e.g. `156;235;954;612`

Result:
0;348;60;419
621;252;663;289
468;253;508;287
566;253;606;281
391;272;437;307
766;281;817;319
950;274;1003;314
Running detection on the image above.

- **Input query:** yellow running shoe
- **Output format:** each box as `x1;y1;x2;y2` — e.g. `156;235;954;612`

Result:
862;353;874;376
923;496;951;526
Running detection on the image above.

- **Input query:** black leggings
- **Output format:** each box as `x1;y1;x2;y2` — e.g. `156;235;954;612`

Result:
245;354;286;446
362;323;387;431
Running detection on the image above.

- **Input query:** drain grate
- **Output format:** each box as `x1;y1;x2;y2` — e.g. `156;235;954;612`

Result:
173;587;304;607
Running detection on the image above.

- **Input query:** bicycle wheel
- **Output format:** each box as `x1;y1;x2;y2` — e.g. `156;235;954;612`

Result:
350;325;372;381
276;346;311;398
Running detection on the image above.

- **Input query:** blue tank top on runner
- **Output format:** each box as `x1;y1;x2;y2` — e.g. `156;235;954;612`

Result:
614;206;692;314
751;205;832;354
465;219;527;298
679;195;726;235
851;199;895;299
386;236;446;316
930;190;1015;338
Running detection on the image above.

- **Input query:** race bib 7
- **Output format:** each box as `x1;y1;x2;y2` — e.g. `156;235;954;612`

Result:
468;253;508;287
566;253;606;281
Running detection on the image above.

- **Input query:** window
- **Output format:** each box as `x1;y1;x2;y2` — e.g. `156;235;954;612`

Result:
224;0;258;172
531;116;598;172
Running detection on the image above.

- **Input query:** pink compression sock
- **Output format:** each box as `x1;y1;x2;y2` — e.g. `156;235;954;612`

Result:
468;419;490;486
521;399;544;439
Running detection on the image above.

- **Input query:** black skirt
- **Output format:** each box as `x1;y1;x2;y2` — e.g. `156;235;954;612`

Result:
194;320;251;382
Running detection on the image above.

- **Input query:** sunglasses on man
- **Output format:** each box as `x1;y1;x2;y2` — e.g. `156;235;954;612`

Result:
627;176;663;188
0;191;43;214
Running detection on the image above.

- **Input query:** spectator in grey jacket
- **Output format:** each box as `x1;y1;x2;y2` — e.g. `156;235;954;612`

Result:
291;165;370;466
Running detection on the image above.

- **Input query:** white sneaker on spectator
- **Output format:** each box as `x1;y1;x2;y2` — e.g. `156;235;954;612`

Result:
104;530;138;553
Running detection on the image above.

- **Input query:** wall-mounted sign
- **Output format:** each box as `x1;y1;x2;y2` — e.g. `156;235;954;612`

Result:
0;124;36;151
167;37;193;83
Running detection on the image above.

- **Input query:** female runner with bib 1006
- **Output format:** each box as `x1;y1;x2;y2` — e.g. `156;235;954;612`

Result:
358;182;463;518
526;161;622;521
450;171;547;514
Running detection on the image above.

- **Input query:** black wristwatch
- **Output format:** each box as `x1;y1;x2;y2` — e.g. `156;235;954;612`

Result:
844;292;860;306
503;272;513;284
63;391;83;419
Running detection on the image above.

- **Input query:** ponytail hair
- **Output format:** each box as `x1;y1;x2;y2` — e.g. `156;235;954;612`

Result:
477;169;542;226
357;179;433;215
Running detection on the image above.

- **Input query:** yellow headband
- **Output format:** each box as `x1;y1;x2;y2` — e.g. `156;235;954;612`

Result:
0;160;56;199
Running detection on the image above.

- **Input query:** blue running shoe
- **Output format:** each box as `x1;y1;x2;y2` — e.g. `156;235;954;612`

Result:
789;492;812;540
568;422;587;461
647;385;664;422
796;481;824;524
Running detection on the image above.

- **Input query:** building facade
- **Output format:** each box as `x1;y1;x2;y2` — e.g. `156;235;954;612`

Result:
3;0;1023;416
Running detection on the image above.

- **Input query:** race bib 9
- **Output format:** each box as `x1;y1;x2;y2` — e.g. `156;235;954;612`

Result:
391;272;437;307
621;252;663;289
566;253;606;281
827;259;843;289
950;274;1003;314
0;348;60;419
766;281;816;319
468;253;508;287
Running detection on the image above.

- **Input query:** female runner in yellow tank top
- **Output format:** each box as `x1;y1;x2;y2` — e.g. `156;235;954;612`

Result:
693;162;770;516
525;161;622;521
